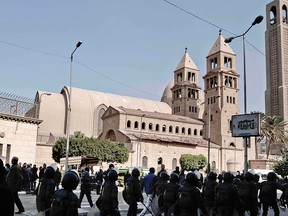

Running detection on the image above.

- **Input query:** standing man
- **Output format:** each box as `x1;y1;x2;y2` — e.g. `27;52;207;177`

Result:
6;156;25;214
157;164;167;178
139;167;157;216
78;167;94;208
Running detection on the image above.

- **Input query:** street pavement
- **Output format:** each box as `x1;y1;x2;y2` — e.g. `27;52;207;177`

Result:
14;187;287;216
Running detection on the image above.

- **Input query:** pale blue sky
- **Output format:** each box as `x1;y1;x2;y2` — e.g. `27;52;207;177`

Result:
0;0;271;113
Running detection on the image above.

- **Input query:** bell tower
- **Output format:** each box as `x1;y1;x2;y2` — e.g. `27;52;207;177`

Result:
203;31;240;147
171;48;202;118
265;0;288;123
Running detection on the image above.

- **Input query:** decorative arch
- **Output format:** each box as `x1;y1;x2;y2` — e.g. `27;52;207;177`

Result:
93;104;107;137
105;129;116;141
172;158;177;170
142;156;148;168
127;120;131;128
270;6;277;25
283;5;287;23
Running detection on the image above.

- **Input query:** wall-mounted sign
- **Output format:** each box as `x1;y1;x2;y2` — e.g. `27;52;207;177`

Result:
232;113;260;137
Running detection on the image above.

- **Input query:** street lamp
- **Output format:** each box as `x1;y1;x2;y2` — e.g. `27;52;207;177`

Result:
225;15;263;173
65;41;83;171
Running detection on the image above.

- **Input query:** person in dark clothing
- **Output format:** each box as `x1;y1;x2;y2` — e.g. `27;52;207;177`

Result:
215;172;241;216
124;168;143;216
237;172;258;216
176;172;206;216
173;166;180;175
157;164;167;178
39;163;47;180
104;164;114;182
124;170;131;185
0;158;14;216
6;156;25;214
49;170;79;216
30;164;38;191
78;167;94;208
259;172;285;216
162;173;180;216
95;169;104;195
98;169;120;216
54;167;61;190
139;167;157;216
179;169;186;186
36;166;55;215
153;172;169;214
202;172;218;216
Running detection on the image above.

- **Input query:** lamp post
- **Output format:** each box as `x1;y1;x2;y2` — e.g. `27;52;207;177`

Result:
225;15;263;173
65;41;83;171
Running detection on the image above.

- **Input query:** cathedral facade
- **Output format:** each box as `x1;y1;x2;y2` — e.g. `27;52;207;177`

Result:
32;31;256;173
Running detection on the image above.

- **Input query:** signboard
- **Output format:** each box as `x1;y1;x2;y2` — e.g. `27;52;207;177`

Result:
232;113;260;137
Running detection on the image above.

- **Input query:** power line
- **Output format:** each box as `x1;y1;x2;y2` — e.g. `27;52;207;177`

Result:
162;0;266;57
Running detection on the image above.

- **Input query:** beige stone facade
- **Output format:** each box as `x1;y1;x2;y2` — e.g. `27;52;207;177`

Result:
265;0;288;123
0;113;41;165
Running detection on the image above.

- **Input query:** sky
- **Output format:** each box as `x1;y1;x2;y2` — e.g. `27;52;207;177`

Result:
0;0;271;113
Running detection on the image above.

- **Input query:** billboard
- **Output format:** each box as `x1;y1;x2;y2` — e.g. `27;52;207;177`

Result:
232;113;260;137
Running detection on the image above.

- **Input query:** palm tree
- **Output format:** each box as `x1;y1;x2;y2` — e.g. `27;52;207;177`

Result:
260;115;287;159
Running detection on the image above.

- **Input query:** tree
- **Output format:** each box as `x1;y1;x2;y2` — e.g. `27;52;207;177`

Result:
179;154;207;171
260;115;287;159
52;131;129;163
273;158;288;178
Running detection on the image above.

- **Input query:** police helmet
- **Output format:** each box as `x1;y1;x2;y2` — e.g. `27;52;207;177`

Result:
44;166;55;179
170;173;179;183
267;172;277;181
62;170;80;190
108;170;118;181
132;168;140;178
185;172;198;185
244;172;254;182
223;172;234;183
208;172;217;181
160;172;170;181
233;177;241;186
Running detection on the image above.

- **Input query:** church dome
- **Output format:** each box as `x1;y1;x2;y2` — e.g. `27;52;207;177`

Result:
161;80;174;108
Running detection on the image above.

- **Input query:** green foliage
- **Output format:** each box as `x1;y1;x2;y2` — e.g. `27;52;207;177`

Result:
179;154;207;171
273;158;288;178
52;131;129;163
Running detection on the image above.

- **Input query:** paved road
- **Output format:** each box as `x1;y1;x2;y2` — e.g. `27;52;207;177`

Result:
14;188;287;216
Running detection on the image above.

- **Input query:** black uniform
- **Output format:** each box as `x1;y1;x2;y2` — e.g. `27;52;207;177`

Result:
99;180;119;216
78;169;93;208
202;174;218;216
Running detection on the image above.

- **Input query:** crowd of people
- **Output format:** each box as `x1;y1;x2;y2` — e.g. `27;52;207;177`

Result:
1;157;288;216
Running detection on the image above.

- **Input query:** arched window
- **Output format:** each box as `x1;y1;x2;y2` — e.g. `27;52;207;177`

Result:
181;127;185;134
105;130;116;141
172;158;177;170
200;130;203;136
142;122;146;130
194;129;197;136
156;124;159;131
158;157;163;165
188;128;191;135
270;6;277;25
283;5;287;23
142;156;148;168
162;125;166;132
175;127;179;134
149;123;153;130
230;142;236;148
169;126;173;133
134;121;139;129
127;120;131;128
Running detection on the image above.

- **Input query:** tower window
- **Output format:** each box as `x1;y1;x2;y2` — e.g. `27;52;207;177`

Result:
270;6;277;25
283;5;287;23
177;73;183;82
194;129;197;136
188;128;191;135
224;57;232;68
210;57;218;69
187;72;195;82
169;126;173;133
149;123;153;130
156;124;159;131
162;125;166;132
188;89;197;99
210;77;218;88
181;127;185;134
142;122;146;130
